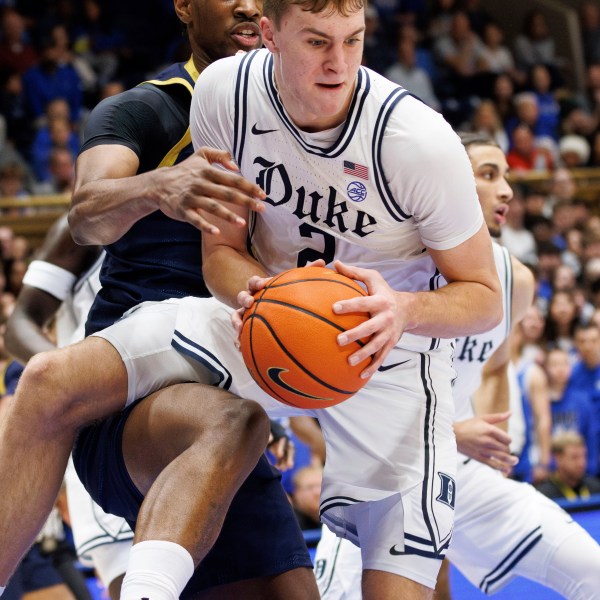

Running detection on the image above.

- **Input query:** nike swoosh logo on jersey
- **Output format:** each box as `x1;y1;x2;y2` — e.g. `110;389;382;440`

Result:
267;367;328;400
389;545;404;556
378;359;410;372
251;123;278;135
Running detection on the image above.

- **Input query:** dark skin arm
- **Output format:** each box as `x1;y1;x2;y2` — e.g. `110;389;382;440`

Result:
4;213;102;363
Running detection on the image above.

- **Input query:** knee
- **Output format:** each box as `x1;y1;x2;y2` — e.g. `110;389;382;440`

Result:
14;350;76;429
212;396;271;452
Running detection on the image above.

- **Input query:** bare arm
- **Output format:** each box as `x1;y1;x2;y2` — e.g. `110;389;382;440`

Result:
528;363;553;483
69;145;266;246
473;257;535;428
4;214;101;363
289;416;326;466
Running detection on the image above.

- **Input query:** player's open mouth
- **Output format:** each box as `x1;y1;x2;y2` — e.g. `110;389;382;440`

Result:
231;24;260;48
495;204;509;223
318;83;343;89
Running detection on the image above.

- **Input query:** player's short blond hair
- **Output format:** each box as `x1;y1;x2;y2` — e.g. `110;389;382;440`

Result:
264;0;366;28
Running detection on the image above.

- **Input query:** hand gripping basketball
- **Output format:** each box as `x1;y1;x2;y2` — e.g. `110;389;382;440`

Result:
240;266;372;409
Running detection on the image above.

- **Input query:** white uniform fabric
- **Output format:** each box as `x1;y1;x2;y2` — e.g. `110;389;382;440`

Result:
22;255;133;585
313;241;600;597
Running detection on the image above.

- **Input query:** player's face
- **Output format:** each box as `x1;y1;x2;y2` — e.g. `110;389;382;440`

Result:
180;0;262;65
467;144;513;239
261;5;365;132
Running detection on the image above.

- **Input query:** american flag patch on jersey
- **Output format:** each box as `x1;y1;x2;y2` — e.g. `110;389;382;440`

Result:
343;160;369;180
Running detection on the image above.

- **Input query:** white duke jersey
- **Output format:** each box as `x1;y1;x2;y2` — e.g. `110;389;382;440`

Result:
191;49;484;353
453;243;512;421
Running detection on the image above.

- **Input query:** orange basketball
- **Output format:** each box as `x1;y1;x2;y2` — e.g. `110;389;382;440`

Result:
240;266;371;409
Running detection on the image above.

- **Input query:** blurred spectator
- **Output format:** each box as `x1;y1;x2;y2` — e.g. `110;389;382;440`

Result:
506;123;554;173
461;0;491;37
513;9;558;74
512;348;552;484
479;20;522;84
558;134;591;168
528;64;560;142
588;128;600;167
501;188;538;265
536;431;600;500
543;289;580;354
0;8;37;74
0;68;33;156
0;162;28;202
34;147;75;195
433;10;489;100
513;303;547;367
551;199;579;251
562;226;585;276
22;34;82;124
361;5;394;73
535;241;563;306
491;72;516;125
426;0;458;42
30;107;79;183
545;347;599;476
49;23;97;100
385;31;439;111
291;465;322;531
570;322;600;419
467;99;509;152
579;0;600;66
72;0;123;91
506;92;557;147
11;235;29;261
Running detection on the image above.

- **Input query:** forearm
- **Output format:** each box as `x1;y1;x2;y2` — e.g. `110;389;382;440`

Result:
69;172;159;245
202;245;268;307
473;371;510;431
5;306;57;363
402;281;502;339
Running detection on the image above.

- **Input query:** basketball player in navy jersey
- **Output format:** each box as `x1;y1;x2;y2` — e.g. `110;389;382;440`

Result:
313;134;600;600
0;0;318;598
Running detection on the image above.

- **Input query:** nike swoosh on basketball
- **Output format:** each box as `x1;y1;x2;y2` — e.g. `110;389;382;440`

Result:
378;359;410;372
268;367;327;400
251;123;278;135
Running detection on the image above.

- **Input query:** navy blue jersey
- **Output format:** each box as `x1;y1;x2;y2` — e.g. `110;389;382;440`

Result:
80;59;210;335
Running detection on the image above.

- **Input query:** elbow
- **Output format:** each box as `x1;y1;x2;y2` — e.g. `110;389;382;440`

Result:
484;287;504;331
68;203;91;245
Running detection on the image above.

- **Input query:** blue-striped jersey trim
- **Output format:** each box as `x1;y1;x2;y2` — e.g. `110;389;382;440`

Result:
479;526;543;594
372;87;412;222
263;57;370;158
171;330;232;390
233;49;260;165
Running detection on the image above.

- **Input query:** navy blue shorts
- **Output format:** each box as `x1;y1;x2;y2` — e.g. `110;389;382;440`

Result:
5;545;63;598
72;400;312;595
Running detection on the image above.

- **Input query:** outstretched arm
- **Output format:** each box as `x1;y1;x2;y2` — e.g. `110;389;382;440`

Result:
4;214;101;363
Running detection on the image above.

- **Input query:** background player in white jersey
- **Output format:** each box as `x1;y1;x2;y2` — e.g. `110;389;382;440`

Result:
313;133;600;600
4;214;133;600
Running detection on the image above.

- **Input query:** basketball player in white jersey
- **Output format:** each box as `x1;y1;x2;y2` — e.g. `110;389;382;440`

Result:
4;215;133;600
313;134;600;599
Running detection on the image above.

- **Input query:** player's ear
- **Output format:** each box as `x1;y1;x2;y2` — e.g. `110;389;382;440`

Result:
261;16;278;52
174;0;192;24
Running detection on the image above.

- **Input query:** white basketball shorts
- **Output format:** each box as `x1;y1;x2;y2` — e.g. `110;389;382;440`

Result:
93;296;458;587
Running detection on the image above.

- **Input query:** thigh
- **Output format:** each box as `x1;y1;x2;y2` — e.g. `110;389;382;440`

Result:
447;460;564;594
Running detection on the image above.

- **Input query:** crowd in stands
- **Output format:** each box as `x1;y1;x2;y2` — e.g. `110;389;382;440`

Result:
4;0;600;590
